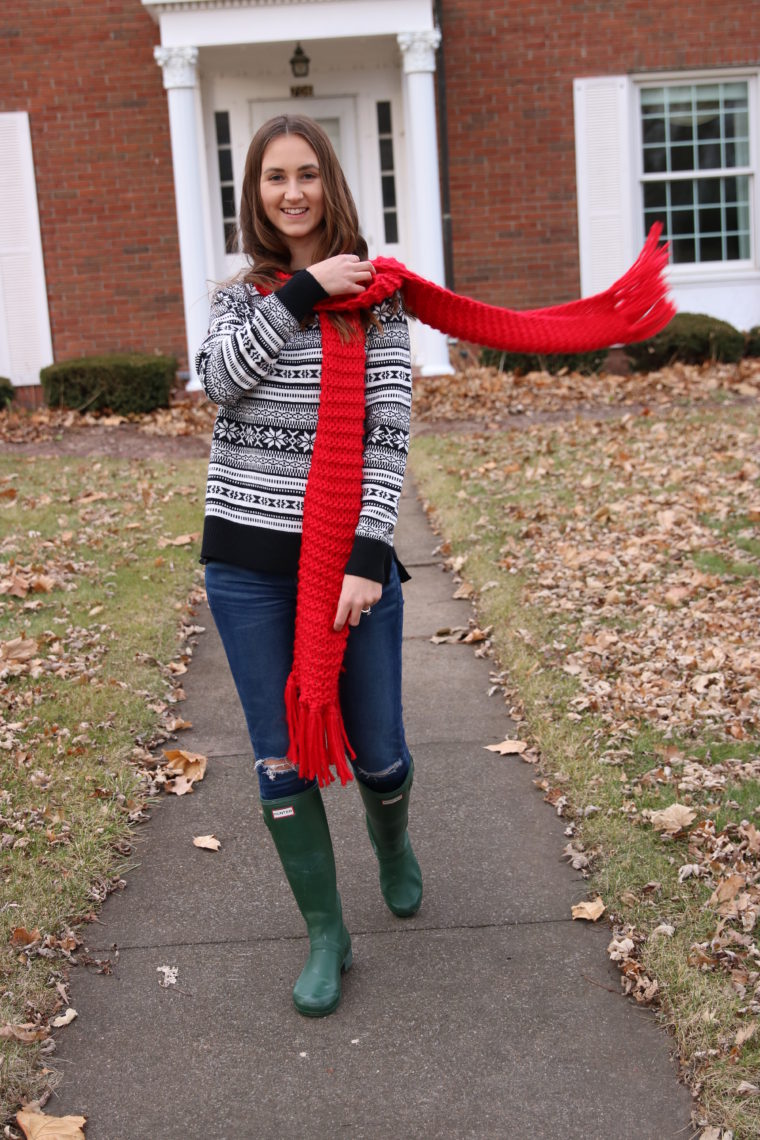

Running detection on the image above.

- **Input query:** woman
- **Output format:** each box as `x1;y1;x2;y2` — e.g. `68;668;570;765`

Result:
197;115;422;1019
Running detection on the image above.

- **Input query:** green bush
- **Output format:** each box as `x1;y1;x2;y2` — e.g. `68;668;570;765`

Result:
40;354;176;415
480;347;608;376
625;312;745;372
0;376;15;408
745;326;760;357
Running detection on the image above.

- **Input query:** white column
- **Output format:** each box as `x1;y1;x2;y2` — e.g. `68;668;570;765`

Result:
154;45;209;391
398;30;454;376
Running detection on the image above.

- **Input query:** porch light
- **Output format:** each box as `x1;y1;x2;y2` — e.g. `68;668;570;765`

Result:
289;43;310;78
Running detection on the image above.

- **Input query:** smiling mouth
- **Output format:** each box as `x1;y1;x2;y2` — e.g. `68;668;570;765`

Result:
282;208;308;216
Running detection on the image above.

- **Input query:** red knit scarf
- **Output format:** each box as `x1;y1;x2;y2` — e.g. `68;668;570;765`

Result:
272;225;674;787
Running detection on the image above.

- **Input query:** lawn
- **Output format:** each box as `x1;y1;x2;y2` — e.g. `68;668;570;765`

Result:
0;453;207;1121
410;394;760;1139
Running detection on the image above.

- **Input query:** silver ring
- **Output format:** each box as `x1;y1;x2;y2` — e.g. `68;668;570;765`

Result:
361;607;372;615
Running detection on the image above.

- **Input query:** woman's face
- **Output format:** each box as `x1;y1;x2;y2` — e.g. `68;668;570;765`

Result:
259;133;325;267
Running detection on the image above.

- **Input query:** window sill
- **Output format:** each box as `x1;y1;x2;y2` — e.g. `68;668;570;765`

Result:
668;264;759;285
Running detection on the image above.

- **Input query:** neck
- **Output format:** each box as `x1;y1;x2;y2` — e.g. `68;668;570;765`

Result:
287;236;318;272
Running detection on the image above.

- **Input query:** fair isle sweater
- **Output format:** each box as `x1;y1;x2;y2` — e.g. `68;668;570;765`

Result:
195;270;412;583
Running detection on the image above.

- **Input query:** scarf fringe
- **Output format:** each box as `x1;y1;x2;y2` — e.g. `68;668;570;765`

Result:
284;671;356;788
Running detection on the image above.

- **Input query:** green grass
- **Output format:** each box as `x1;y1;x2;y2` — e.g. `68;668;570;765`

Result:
0;455;206;1119
410;401;760;1138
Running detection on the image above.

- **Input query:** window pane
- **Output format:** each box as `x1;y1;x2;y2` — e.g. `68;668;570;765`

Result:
671;144;695;172
384;211;398;243
377;101;392;135
221;184;236;217
671;181;694;208
672;209;694;237
218;149;233;183
699;207;722;233
698;142;722;170
381;174;396;209
379;137;394;172
644;183;667;210
698;180;721;205
672;237;696;263
643;146;667;175
215;111;231;146
699;234;723;261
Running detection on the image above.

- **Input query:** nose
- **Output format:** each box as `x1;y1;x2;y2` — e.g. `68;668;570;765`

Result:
283;179;303;201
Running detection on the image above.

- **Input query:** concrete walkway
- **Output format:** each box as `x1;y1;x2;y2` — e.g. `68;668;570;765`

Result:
52;482;694;1139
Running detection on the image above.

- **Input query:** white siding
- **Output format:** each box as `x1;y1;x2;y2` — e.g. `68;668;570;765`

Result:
0;112;53;386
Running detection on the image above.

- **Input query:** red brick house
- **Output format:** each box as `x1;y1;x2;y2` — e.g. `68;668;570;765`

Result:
1;0;758;397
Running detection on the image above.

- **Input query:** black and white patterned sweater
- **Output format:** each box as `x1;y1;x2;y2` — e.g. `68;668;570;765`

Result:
195;269;412;583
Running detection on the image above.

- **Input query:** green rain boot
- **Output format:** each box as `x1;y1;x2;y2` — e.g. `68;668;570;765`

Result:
357;760;423;918
262;784;352;1017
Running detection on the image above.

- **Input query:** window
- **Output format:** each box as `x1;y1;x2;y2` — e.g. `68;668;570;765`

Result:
215;111;238;253
376;102;399;244
640;81;751;265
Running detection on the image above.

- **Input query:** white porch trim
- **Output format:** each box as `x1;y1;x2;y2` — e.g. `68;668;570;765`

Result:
145;0;454;378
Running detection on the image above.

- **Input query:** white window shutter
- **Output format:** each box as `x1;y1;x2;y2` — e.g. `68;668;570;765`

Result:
0;113;53;386
573;76;634;296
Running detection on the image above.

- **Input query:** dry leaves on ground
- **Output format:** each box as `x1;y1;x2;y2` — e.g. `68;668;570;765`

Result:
16;1110;87;1139
571;897;606;921
0;399;216;445
413;358;760;424
192;834;221;851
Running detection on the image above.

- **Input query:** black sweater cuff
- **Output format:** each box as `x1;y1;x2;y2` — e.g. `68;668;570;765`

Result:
345;535;393;584
275;269;329;322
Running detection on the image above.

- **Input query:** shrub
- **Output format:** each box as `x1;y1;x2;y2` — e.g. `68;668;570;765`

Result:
40;354;176;415
625;313;745;372
480;347;608;376
0;376;15;408
745;326;760;358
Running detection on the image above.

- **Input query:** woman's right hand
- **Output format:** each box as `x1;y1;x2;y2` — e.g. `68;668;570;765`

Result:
307;254;376;296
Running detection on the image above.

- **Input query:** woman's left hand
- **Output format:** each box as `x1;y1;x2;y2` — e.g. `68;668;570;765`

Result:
333;574;383;631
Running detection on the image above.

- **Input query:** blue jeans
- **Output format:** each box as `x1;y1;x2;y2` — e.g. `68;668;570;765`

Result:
205;559;412;800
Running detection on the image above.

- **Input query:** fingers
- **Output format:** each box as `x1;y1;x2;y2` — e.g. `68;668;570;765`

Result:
332;574;382;631
309;255;376;296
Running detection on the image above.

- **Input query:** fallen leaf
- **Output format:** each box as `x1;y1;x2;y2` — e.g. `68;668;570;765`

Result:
193;834;221;852
1;638;39;663
162;749;207;795
484;739;528;755
157;532;200;548
51;1007;78;1028
708;873;746;908
571;897;606;922
736;1081;759;1095
164;716;192;732
16;1111;87;1139
10;926;40;948
0;1022;50;1043
650;803;696;834
735;1021;757;1047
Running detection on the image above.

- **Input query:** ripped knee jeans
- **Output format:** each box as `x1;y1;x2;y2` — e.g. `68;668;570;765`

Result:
204;559;412;801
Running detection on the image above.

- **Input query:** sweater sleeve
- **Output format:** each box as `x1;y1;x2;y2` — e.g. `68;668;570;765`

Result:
196;271;327;407
344;298;412;583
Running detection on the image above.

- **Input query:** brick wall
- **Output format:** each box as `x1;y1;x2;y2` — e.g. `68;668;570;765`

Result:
0;0;186;369
438;0;759;308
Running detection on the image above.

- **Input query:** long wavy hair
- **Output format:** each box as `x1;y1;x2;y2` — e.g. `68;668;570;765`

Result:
239;115;372;337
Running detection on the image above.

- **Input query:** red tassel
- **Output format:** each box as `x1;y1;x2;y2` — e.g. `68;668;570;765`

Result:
285;676;355;788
